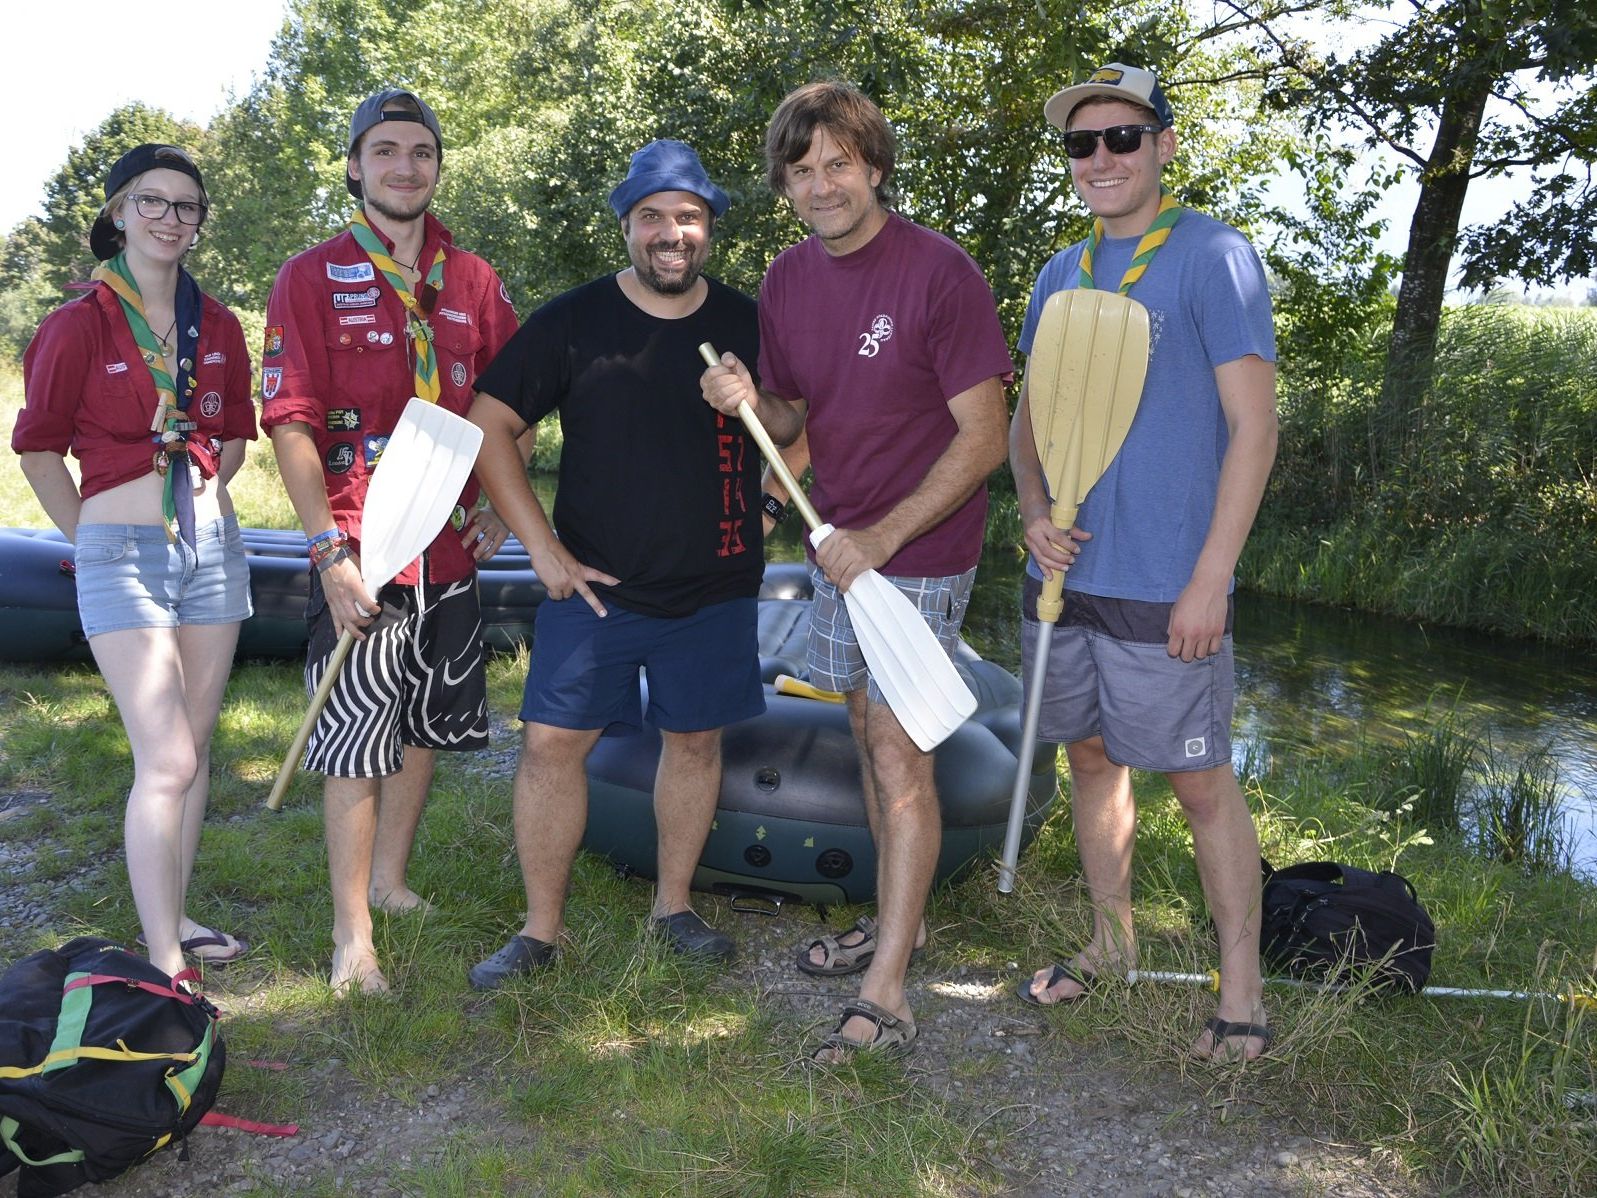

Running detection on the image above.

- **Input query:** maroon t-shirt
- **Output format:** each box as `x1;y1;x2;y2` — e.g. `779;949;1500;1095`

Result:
757;213;1012;576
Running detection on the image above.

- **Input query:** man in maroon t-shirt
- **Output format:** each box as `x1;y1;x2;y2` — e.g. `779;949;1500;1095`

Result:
702;81;1011;1061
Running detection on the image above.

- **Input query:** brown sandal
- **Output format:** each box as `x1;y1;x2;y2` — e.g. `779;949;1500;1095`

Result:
812;998;919;1062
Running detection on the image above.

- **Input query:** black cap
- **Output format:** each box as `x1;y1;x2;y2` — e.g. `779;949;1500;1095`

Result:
347;89;444;199
89;144;205;261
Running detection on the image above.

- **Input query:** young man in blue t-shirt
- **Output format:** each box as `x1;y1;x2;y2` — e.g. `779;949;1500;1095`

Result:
1008;64;1279;1061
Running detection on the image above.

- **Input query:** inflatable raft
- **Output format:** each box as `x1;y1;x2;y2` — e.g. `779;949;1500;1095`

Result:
0;526;1057;899
0;526;547;662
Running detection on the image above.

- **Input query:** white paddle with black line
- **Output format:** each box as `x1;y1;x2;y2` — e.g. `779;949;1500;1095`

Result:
265;398;484;811
698;342;976;751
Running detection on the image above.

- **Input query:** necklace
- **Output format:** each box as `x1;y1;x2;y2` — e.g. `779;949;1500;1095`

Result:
153;318;178;355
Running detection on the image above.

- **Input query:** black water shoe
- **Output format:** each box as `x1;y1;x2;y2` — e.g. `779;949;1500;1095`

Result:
648;910;735;963
468;934;557;991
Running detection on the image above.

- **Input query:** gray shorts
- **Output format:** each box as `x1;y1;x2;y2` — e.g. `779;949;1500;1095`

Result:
1020;576;1234;772
74;515;253;639
807;564;974;703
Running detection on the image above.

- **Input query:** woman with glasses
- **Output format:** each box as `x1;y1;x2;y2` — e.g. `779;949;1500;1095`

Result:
12;144;257;980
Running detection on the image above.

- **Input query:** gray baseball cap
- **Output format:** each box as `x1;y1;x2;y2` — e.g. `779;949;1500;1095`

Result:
346;89;443;198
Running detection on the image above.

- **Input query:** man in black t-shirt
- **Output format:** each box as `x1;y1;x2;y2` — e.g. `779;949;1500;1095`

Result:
466;141;763;989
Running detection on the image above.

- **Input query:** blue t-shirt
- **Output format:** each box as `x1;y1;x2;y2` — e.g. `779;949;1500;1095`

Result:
1018;209;1275;603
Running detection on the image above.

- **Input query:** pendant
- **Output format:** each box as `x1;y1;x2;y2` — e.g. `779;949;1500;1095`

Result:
152;450;170;476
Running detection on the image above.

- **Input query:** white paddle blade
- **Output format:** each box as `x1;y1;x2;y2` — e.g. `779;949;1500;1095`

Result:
810;524;976;752
359;398;484;590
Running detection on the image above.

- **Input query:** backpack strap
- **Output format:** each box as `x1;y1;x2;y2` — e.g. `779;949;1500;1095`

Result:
0;1115;86;1168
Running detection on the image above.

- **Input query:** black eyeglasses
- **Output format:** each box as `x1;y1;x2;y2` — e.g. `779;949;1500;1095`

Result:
1062;124;1164;160
128;194;209;225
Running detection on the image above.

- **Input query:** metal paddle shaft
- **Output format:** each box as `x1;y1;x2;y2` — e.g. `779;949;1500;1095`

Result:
1131;968;1597;1009
698;342;975;751
997;291;1151;892
265;399;485;811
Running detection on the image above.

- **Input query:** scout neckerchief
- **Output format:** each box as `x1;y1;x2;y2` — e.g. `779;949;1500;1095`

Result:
349;209;446;403
91;253;203;546
1078;186;1183;294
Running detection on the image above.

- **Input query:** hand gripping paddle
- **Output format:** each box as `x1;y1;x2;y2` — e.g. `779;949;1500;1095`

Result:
266;398;484;811
996;290;1150;891
699;343;976;751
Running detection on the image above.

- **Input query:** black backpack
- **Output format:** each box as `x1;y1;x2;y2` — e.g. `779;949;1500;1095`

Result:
1260;860;1437;994
0;936;225;1197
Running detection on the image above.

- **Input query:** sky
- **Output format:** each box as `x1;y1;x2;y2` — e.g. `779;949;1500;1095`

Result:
3;3;1587;303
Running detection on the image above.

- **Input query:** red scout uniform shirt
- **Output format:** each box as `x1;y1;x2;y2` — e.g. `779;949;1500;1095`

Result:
14;284;256;494
260;211;518;586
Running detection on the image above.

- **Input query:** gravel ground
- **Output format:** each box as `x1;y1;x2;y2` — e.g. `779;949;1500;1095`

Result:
1;780;1440;1198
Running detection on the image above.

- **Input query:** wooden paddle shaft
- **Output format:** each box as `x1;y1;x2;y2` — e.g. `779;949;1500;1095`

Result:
265;629;356;812
698;343;823;532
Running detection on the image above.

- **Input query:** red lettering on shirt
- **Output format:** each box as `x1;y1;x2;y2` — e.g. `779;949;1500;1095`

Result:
717;519;746;558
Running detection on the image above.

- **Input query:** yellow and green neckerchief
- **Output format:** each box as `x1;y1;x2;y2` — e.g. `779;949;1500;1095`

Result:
1078;187;1183;294
90;252;200;544
349;210;447;403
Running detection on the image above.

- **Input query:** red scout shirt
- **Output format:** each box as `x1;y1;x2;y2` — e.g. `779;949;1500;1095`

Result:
13;283;256;497
260;211;518;586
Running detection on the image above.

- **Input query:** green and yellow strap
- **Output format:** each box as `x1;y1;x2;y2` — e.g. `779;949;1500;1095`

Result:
349;209;447;403
1078;187;1183;295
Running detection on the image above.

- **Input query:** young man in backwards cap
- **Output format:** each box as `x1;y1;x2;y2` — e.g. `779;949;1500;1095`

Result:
262;89;520;993
1009;64;1278;1060
701;82;1012;1061
465;140;763;990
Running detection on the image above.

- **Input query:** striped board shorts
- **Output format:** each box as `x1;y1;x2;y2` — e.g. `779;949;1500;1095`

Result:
302;573;489;778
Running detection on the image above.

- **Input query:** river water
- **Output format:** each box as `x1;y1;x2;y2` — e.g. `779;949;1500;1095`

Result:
766;524;1597;873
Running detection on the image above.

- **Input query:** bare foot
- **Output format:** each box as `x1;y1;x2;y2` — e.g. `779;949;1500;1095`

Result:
369;886;433;916
330;945;390;995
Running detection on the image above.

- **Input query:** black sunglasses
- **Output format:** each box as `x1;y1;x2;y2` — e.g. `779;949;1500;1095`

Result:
1062;124;1164;160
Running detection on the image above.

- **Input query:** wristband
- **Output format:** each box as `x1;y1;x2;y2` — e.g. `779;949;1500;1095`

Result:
314;546;350;574
761;493;787;524
308;528;341;549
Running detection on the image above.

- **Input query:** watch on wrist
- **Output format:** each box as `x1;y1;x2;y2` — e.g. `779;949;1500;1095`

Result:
761;492;787;524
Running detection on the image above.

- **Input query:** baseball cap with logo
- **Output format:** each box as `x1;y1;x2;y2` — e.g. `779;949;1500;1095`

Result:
346;89;444;198
1044;63;1175;133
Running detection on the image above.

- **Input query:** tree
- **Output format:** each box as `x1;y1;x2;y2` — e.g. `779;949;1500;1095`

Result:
1256;1;1597;470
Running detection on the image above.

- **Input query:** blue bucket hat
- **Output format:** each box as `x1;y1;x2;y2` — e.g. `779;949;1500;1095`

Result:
608;140;729;219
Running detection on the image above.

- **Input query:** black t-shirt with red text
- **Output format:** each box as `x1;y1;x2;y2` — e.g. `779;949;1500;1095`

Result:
474;274;762;618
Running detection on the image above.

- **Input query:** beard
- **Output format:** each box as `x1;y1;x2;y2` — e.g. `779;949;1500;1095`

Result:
364;190;432;224
632;240;707;296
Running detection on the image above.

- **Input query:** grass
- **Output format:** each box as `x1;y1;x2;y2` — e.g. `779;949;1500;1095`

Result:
2;646;1595;1195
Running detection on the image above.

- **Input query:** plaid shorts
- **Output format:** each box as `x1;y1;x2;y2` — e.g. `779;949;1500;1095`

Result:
806;564;974;703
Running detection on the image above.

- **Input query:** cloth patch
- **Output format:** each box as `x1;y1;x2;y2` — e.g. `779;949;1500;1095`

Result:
263;326;284;357
326;408;361;431
364;434;389;467
202;351;224;366
438;307;471;325
451;361;467;388
326;261;376;283
332;286;382;310
198;392;222;418
326;442;356;473
106;361;128;375
338;313;377;326
262;367;282;399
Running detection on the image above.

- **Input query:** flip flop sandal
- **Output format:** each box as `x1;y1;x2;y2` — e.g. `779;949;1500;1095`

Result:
1196;1016;1272;1062
796;916;880;976
136;928;250;965
812;998;919;1062
1016;960;1096;1006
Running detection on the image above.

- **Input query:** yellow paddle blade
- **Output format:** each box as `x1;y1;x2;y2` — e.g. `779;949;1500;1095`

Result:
1025;289;1151;521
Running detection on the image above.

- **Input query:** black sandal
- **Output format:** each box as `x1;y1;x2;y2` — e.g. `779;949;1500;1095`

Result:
1016;961;1096;1006
1196;1016;1272;1061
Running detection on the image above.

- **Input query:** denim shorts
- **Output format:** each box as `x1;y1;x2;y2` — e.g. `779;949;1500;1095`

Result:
806;564;974;703
74;515;253;639
522;595;764;736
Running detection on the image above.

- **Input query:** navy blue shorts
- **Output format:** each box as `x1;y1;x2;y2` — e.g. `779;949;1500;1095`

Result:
521;595;764;736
